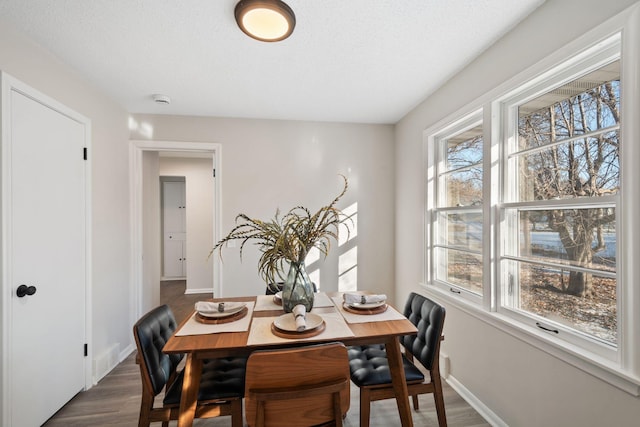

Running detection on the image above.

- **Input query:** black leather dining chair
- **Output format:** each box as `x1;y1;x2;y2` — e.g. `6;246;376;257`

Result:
133;304;246;427
347;292;447;427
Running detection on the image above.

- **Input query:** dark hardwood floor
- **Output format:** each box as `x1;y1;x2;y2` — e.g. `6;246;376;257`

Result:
43;281;490;426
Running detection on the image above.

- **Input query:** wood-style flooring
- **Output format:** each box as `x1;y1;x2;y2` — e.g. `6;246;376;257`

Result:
43;281;490;427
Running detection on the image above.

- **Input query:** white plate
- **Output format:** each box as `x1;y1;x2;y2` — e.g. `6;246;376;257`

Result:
197;302;246;318
273;312;323;332
348;300;386;310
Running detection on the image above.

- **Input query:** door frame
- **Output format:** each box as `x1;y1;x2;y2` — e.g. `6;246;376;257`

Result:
0;72;93;426
130;140;221;321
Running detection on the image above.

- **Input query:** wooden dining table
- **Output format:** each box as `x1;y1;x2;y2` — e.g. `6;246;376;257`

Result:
163;293;418;427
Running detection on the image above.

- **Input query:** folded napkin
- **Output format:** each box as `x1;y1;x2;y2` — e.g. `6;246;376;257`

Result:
343;293;387;305
292;304;306;332
195;301;245;314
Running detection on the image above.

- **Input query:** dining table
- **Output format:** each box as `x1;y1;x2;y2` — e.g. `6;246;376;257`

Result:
162;292;419;427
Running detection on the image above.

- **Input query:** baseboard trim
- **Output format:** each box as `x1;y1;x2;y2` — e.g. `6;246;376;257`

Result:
161;276;186;281
92;343;119;385
91;344;135;386
445;375;507;427
184;288;214;295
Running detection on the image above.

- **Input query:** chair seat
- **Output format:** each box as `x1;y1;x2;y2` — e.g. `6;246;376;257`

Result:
347;344;425;388
163;357;247;405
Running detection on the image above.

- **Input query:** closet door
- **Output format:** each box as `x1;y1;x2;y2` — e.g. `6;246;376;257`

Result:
4;81;87;426
163;180;186;277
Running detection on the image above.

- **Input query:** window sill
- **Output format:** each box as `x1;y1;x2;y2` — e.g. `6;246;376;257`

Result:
420;282;640;396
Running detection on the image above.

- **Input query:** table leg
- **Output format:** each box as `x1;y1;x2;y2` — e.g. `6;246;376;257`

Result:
177;353;202;427
385;337;413;427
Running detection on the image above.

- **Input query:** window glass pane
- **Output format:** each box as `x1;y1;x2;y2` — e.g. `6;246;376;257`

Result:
513;208;616;272
441;169;483;207
514;131;619;202
439;124;483;208
437;211;482;251
508;261;616;345
445;125;483;170
436;248;483;295
515;62;620;203
517;61;620;150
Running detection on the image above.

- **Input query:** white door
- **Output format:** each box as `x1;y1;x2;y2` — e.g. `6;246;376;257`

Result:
7;87;87;426
163;180;186;277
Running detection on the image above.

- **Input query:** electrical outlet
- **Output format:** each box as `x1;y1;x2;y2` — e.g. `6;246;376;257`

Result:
440;353;450;378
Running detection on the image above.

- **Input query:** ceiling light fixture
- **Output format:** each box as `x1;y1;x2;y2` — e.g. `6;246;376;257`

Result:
152;94;171;104
234;0;296;42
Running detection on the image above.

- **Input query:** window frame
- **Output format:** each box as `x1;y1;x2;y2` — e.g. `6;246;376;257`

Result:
421;3;640;395
497;35;621;361
426;109;486;306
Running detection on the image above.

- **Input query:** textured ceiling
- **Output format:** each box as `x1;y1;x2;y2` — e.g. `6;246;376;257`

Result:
0;0;545;124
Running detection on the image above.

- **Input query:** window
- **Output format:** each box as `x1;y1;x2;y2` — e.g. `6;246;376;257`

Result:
498;37;620;357
428;112;483;300
424;14;640;391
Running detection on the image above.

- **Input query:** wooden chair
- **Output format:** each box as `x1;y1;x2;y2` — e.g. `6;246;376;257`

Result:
133;304;246;427
244;342;351;427
348;292;447;427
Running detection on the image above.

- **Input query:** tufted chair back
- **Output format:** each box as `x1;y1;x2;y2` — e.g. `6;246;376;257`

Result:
134;304;183;396
133;304;245;427
347;292;447;427
400;292;446;372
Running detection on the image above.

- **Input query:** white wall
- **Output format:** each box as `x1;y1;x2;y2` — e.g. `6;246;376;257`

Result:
130;115;395;300
395;0;640;425
159;156;214;294
0;19;132;388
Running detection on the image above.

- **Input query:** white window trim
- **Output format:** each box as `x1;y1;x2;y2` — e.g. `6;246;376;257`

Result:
421;2;640;395
426;109;485;306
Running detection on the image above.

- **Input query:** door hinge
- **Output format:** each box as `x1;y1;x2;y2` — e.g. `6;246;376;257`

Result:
83;147;88;160
212;168;216;178
84;343;88;357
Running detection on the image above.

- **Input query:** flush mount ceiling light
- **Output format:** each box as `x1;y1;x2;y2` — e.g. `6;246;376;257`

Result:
152;94;171;104
235;0;296;42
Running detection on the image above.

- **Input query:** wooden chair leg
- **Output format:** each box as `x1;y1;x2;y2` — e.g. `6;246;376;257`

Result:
333;391;343;427
231;399;243;427
412;394;420;411
432;373;447;427
360;387;371;427
138;391;153;427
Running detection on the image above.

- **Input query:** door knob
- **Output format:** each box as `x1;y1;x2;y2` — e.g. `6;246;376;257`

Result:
16;284;37;298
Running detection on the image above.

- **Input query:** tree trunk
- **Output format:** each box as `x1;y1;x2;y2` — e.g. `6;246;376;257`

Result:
567;270;592;297
565;225;594;297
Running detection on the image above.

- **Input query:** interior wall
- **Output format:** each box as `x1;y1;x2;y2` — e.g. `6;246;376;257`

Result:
0;19;131;387
130;115;395;300
159;156;214;294
395;0;640;425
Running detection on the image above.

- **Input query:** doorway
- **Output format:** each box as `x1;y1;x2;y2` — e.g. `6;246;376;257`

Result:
130;140;221;320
